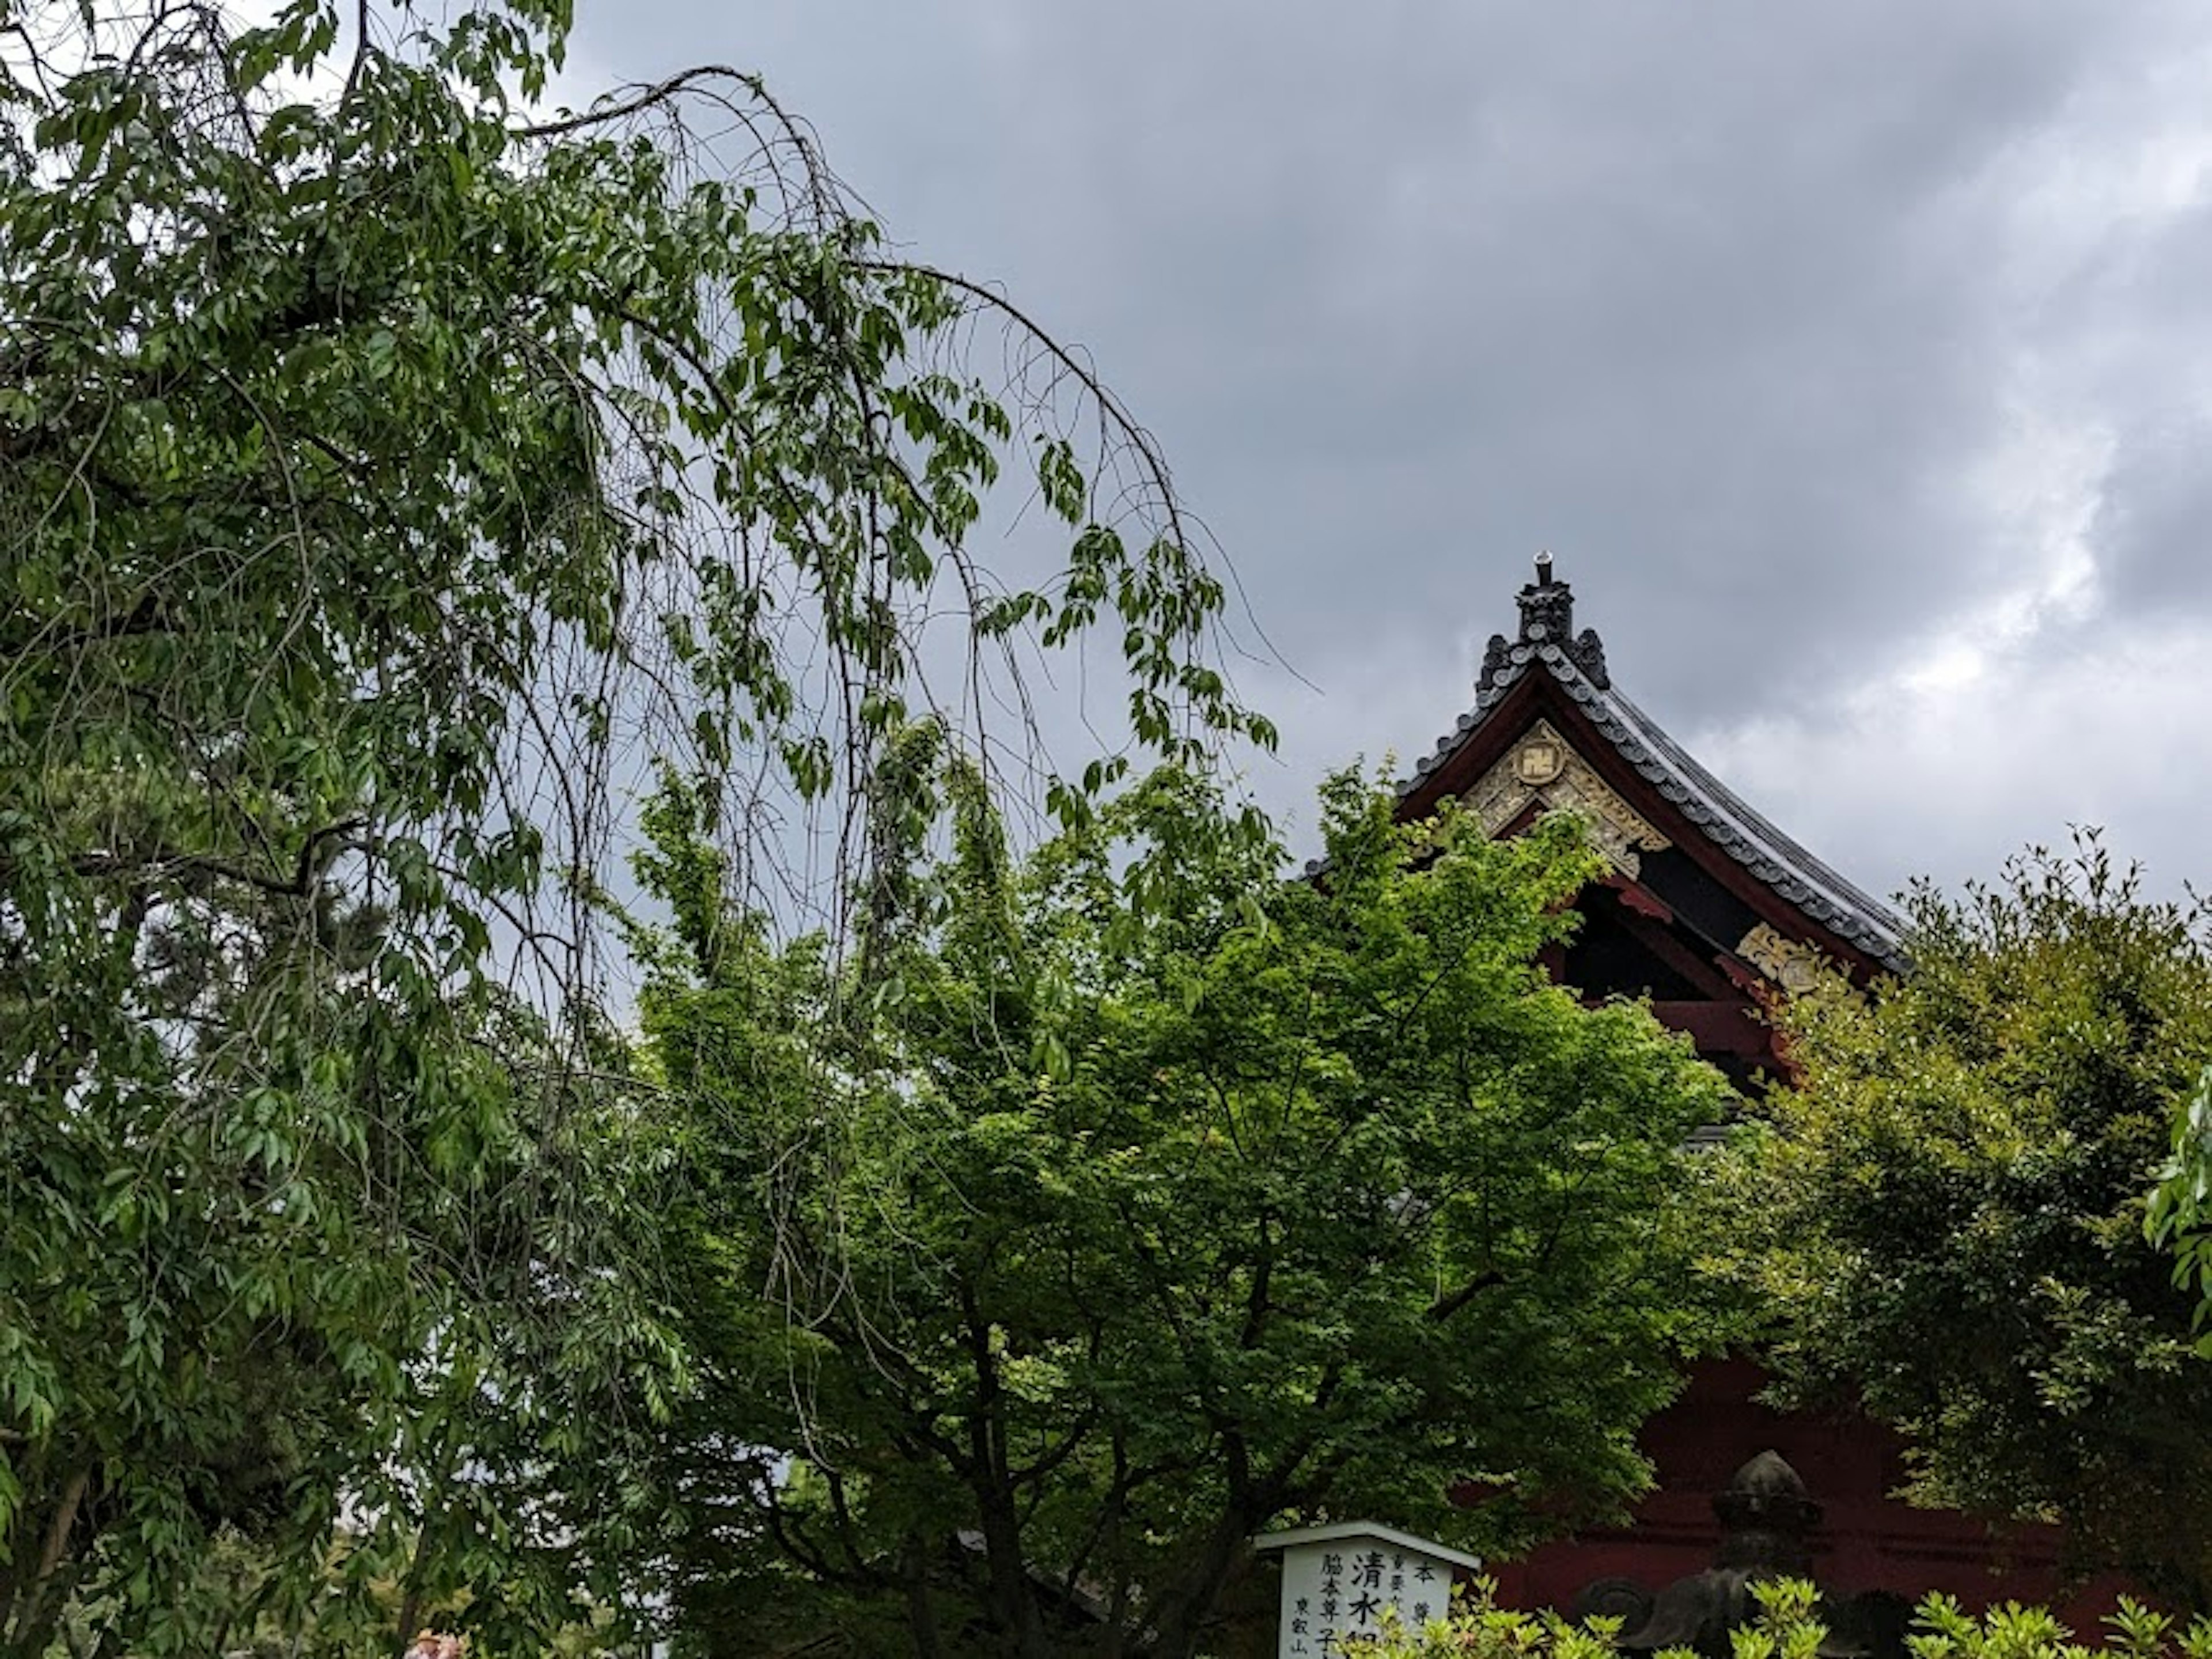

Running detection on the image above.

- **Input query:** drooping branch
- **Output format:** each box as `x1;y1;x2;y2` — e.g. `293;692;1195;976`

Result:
41;817;369;900
513;65;767;141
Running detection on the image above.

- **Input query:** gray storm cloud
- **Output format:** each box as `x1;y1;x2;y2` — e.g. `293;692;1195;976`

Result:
563;1;2212;902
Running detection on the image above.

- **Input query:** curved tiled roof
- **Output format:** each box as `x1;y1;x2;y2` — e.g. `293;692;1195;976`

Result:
1395;567;1906;972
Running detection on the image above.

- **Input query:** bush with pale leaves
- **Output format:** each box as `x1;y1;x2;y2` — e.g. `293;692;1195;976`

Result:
1347;1578;2212;1659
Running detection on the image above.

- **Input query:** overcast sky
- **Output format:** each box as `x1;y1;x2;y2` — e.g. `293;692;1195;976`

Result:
563;3;2212;907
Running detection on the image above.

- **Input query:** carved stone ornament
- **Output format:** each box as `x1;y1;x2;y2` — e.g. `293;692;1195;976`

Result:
1463;720;1670;877
1736;923;1828;995
1575;1452;1913;1659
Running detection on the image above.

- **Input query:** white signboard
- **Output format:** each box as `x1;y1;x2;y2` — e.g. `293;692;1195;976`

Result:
1253;1521;1480;1657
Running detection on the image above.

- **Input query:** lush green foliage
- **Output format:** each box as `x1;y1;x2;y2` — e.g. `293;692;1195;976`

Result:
1353;1575;1818;1659
1347;1575;1639;1659
1712;840;2212;1607
1355;1578;2212;1659
632;759;1733;1657
2146;1062;2212;1338
1901;1596;2212;1659
0;0;1264;1649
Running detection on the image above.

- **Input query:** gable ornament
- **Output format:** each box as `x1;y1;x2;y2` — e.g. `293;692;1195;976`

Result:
1735;923;1828;995
1463;720;1671;877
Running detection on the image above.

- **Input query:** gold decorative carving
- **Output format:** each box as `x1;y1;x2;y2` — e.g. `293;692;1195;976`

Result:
1461;720;1671;877
1514;738;1565;786
1736;923;1827;994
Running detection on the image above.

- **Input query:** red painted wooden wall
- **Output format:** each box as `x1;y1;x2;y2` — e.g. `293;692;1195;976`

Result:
1480;1358;2136;1632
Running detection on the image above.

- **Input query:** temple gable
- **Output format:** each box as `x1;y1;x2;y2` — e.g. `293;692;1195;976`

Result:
1386;556;1902;1090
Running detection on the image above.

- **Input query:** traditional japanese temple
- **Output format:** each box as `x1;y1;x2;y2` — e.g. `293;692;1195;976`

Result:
1395;558;2122;1649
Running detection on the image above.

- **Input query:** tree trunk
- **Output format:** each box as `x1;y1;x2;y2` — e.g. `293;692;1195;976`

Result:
902;1533;943;1659
1142;1512;1257;1659
960;1288;1049;1659
974;1481;1050;1659
4;1465;92;1659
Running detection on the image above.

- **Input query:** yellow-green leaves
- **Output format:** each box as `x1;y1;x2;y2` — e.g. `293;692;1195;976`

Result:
2148;1063;2212;1346
635;763;1730;1652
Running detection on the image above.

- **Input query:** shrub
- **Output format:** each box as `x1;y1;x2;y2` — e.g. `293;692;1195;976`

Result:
1346;1577;2212;1659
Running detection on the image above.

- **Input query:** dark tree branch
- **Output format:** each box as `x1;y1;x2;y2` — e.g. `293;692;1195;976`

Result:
512;65;764;141
1427;1268;1507;1325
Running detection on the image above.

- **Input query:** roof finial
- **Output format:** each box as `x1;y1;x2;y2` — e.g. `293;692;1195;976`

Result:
1516;554;1574;644
1503;551;1612;690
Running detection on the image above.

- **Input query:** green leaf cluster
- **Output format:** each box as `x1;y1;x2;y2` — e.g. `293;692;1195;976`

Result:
633;760;1733;1657
1354;1578;2212;1659
1347;1574;1809;1659
1709;836;2212;1607
2146;1063;2212;1333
